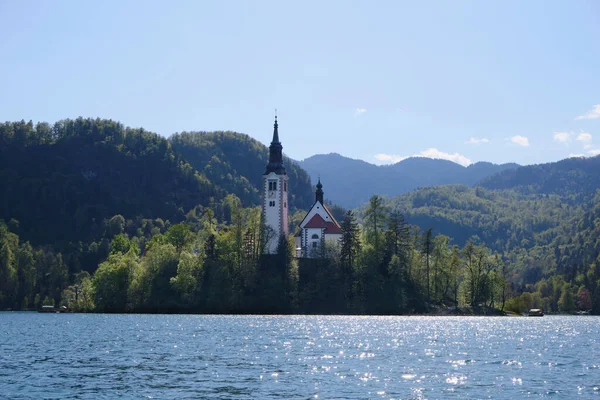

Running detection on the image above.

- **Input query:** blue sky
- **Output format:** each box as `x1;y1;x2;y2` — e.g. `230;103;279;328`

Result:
1;1;599;166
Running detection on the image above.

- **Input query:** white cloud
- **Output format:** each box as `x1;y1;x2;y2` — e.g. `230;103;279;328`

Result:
575;105;600;120
465;137;490;145
354;108;367;117
584;144;593;149
374;148;472;167
588;149;600;156
577;132;593;143
553;132;571;143
420;148;472;166
510;135;530;147
374;153;406;163
568;153;586;158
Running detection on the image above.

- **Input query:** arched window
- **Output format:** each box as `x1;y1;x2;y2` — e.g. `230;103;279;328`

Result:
311;234;319;239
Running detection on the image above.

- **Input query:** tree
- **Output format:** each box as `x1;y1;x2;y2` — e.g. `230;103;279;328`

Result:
339;211;361;272
166;223;193;253
431;234;450;304
170;251;203;307
386;210;411;269
61;271;94;311
449;245;461;307
363;195;387;255
16;243;36;309
558;283;576;312
497;255;510;311
108;215;126;237
93;251;138;312
576;286;592;311
0;231;18;308
110;234;138;255
422;228;433;303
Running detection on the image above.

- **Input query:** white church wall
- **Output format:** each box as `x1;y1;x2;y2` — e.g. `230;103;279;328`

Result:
263;172;289;254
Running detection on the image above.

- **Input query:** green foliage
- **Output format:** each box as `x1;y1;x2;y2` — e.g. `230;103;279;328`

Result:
479;155;600;201
170;251;203;305
93;252;138;312
169;131;313;210
0;118;218;246
4;118;600;315
340;211;361;272
165;223;194;252
61;271;94;311
363;195;387;255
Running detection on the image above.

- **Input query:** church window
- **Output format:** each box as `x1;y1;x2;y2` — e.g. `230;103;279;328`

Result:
269;201;275;207
284;182;287;192
284;202;287;208
311;234;319;239
312;242;317;248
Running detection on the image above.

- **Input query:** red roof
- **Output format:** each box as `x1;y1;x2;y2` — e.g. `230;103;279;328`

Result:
303;214;342;234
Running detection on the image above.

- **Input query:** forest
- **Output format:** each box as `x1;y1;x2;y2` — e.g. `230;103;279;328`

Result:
1;118;599;314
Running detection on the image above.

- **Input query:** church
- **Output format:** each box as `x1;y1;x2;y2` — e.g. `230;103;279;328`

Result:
262;116;341;258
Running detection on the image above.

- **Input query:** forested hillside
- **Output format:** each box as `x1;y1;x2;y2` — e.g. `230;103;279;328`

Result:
0;119;218;246
1;117;599;315
299;153;519;208
170;131;313;210
375;185;582;252
479;155;600;201
358;180;600;311
0;118;320;312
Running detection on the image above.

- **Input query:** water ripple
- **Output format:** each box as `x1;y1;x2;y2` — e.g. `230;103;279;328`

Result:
1;314;599;399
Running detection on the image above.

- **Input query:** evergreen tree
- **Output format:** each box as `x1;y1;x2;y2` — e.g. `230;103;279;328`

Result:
340;211;361;272
422;228;433;303
363;195;387;255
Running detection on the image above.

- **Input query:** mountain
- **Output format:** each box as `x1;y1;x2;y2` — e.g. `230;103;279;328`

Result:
357;155;600;285
372;185;582;251
0;118;218;245
170;131;313;211
479;155;600;202
298;153;519;208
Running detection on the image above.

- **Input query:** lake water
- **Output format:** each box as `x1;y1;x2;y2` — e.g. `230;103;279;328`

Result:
1;314;599;399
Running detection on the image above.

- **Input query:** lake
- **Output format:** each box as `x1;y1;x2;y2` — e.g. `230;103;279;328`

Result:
1;313;599;399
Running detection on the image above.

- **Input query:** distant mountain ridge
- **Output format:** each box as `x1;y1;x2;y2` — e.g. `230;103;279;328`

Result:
355;154;600;285
298;153;519;208
478;155;600;201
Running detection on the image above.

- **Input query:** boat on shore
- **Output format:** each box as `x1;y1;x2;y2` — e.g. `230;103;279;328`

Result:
527;308;544;317
38;305;69;313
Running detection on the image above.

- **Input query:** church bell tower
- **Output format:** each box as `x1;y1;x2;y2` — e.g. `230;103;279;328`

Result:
262;115;289;254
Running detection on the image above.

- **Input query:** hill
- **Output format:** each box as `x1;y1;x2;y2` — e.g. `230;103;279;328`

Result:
373;185;582;250
358;154;600;285
298;153;519;208
479;155;600;202
169;131;313;210
0;118;218;245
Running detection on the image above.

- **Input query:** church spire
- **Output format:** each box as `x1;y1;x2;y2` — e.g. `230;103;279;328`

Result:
315;177;324;204
272;112;279;143
264;114;286;175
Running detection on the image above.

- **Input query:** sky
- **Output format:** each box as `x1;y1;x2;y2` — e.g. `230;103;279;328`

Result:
1;0;599;167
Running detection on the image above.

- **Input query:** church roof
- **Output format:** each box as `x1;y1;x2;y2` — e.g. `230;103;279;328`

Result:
322;204;341;228
264;116;286;175
303;214;342;234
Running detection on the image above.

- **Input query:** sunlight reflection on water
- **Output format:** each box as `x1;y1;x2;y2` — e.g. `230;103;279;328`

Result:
1;314;599;399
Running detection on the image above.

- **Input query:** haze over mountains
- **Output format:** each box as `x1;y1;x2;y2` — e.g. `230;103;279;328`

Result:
298;153;520;208
2;118;600;309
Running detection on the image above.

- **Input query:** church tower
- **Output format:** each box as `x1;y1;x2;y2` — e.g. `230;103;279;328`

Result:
262;115;289;254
